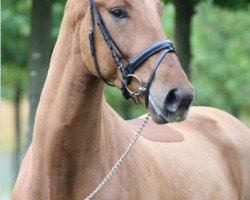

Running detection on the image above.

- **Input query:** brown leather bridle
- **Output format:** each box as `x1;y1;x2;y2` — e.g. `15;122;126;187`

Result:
88;0;176;107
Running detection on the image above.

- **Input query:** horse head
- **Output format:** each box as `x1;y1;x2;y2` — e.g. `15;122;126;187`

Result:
80;0;194;124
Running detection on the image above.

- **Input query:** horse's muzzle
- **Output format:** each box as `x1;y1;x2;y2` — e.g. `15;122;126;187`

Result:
148;87;194;124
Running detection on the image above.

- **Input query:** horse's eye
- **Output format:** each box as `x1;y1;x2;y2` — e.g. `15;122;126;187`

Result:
110;8;128;19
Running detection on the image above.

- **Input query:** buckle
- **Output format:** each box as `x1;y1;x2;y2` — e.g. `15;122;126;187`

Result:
123;74;146;97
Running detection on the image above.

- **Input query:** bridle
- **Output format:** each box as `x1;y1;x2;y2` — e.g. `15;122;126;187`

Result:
88;0;176;107
86;1;176;198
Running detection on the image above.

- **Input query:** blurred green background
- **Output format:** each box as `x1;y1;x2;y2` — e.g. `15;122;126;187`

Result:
1;0;250;198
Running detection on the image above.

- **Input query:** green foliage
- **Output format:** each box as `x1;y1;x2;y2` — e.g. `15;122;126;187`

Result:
161;4;175;40
2;0;31;99
2;0;64;100
2;0;31;68
52;1;64;41
104;86;147;119
2;0;250;119
163;0;199;4
192;2;250;116
2;65;28;99
213;0;250;10
163;0;250;9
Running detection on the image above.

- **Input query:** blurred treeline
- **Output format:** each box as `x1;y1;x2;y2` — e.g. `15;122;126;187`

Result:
1;0;250;196
2;0;250;132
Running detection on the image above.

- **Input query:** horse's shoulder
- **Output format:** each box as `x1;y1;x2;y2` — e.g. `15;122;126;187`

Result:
186;106;250;160
127;106;250;145
188;106;250;135
187;106;250;197
127;116;185;143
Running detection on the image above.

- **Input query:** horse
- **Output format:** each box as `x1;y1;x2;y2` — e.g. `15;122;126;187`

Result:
12;0;250;199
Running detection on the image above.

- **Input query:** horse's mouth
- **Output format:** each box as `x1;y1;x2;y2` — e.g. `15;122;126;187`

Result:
148;95;189;124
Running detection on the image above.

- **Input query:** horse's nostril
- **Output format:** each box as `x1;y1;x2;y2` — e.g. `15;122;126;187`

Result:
165;89;193;113
165;89;182;113
166;89;177;104
180;97;193;109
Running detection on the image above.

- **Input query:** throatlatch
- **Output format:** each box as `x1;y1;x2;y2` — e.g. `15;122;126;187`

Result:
88;0;175;106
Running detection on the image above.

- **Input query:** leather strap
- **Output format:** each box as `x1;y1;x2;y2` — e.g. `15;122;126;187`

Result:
144;49;174;107
88;0;176;103
124;40;174;76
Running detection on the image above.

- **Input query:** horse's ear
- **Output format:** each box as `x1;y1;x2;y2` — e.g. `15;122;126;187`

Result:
63;0;88;28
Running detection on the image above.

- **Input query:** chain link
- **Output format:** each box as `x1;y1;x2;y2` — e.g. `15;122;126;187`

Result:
84;113;150;200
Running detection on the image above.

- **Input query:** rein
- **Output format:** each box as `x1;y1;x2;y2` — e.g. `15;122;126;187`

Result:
84;114;150;200
88;0;176;106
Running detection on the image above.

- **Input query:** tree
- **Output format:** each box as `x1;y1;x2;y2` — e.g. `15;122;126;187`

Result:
2;0;30;182
25;0;53;149
13;82;22;182
2;0;30;98
172;0;197;76
192;2;250;119
163;0;199;76
2;0;54;150
163;0;250;77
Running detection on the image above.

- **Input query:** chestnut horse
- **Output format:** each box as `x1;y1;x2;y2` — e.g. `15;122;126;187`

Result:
13;0;250;199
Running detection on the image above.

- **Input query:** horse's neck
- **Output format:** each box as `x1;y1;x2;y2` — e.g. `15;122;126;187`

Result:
30;13;129;196
33;14;103;146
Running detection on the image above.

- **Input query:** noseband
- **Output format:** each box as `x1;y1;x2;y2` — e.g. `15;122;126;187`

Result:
88;0;175;107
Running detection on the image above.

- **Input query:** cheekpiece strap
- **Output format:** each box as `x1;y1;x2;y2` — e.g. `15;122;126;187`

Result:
88;0;176;103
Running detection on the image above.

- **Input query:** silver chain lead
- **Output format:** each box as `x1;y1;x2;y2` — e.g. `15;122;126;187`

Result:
84;113;150;200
